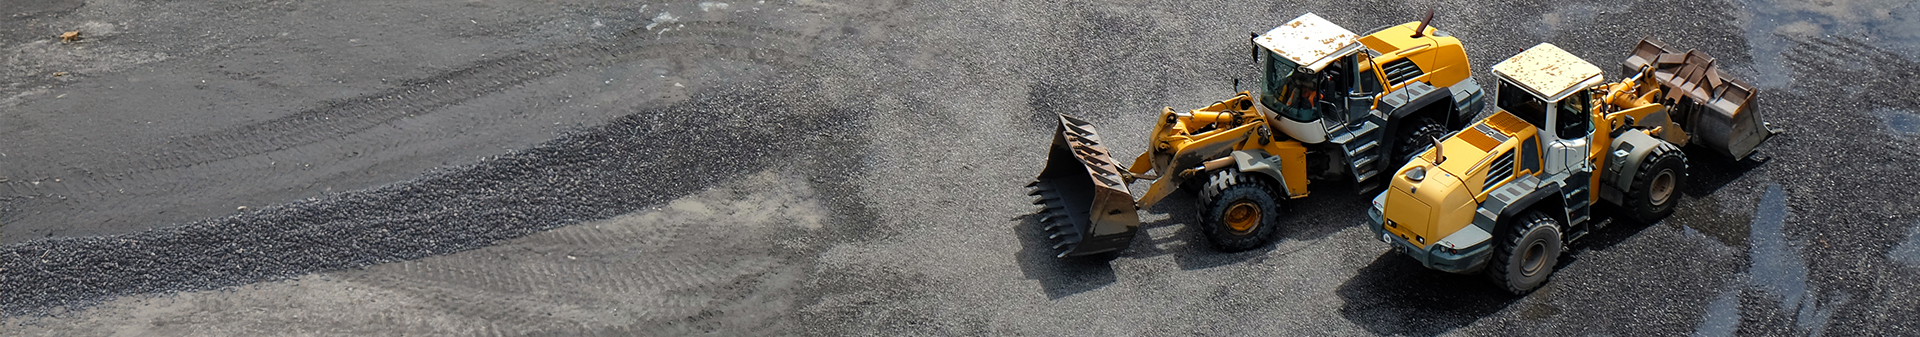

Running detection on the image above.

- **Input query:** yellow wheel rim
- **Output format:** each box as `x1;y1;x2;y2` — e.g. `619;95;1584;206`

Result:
1224;202;1260;235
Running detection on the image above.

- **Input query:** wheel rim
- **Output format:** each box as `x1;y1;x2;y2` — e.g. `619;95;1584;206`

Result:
1650;170;1676;205
1521;239;1547;276
1224;201;1261;235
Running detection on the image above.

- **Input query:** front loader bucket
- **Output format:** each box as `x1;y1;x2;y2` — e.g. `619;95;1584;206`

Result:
1028;114;1140;257
1624;38;1778;159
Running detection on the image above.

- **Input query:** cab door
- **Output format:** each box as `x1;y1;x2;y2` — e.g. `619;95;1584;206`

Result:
1545;90;1594;174
1346;53;1387;125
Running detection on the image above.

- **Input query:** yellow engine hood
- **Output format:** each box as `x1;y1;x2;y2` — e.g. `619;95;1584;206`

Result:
1381;112;1532;248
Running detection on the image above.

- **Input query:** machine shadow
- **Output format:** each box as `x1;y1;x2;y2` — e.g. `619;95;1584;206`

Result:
1681;146;1769;197
1142;180;1376;270
1138;192;1276;271
1012;212;1118;300
1336;253;1521;336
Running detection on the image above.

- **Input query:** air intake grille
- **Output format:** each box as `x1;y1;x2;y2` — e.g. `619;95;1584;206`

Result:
1382;59;1425;85
1485;151;1515;188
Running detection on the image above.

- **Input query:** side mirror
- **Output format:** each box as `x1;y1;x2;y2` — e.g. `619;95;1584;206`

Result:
1250;32;1260;65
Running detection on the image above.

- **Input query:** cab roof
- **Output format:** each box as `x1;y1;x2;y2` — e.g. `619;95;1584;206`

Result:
1492;43;1602;100
1255;13;1359;71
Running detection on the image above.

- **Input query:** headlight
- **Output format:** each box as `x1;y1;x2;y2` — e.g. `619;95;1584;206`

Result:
1368;192;1386;225
1405;166;1426;182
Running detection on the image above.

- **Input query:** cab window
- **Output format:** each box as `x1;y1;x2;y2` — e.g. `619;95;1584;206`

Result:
1259;48;1322;122
1555;90;1593;139
1354;54;1383;94
1497;81;1545;128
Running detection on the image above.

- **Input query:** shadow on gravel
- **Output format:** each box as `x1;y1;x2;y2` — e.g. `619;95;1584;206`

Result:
0;80;864;316
1336;253;1518;337
1139;194;1272;271
1012;213;1117;300
1681;147;1770;198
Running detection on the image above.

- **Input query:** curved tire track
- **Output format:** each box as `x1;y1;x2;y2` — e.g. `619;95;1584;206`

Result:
0;77;864;316
0;19;823;202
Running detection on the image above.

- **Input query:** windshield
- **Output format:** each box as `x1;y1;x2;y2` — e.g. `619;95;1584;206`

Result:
1259;49;1322;122
1497;80;1546;128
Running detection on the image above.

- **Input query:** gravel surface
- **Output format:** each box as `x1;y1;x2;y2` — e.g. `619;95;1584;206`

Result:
2;0;1919;335
0;79;867;317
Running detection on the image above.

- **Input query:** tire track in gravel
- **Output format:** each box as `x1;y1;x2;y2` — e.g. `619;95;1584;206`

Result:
0;19;823;202
1780;36;1920;155
1780;36;1920;107
0;75;873;317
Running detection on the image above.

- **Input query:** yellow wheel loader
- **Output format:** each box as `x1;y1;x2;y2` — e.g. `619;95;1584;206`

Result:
1367;41;1777;294
1030;12;1486;257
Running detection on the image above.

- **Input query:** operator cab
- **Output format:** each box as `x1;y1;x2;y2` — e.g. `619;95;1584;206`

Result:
1490;43;1606;175
1252;13;1376;144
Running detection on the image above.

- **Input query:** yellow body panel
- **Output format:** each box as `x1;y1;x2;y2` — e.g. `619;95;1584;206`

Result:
1124;93;1310;208
1381;160;1478;248
1383;112;1534;248
1358;22;1474;90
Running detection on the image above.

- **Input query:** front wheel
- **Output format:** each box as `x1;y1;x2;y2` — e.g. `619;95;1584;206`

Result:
1200;169;1280;252
1487;210;1563;295
1628;144;1687;223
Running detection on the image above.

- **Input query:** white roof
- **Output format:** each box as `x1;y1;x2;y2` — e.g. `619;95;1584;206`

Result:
1255;13;1359;71
1492;43;1603;99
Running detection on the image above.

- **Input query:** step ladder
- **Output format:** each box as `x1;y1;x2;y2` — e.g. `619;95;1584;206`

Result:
1562;179;1594;241
1329;117;1386;192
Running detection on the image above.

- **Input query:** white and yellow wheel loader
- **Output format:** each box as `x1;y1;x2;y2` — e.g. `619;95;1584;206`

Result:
1367;41;1777;294
1030;12;1486;257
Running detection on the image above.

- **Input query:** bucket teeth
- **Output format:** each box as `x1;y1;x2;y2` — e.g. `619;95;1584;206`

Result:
1051;238;1082;250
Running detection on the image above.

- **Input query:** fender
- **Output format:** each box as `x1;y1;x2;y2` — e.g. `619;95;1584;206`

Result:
1599;130;1667;205
1446;79;1487;130
1230;150;1293;197
1480;178;1566;234
1378;83;1456;170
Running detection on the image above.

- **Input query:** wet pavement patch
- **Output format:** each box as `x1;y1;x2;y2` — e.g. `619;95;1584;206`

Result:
1892;223;1920;267
1693;183;1852;335
1871;108;1920;139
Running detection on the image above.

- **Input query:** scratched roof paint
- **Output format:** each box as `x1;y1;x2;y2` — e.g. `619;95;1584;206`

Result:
1255;13;1358;71
1492;43;1602;99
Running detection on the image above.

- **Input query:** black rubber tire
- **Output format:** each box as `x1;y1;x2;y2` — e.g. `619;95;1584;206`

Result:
1200;169;1281;252
1627;144;1687;224
1487;210;1563;295
1395;117;1449;166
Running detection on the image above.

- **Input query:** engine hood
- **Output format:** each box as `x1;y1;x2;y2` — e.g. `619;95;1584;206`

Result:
1380;113;1529;248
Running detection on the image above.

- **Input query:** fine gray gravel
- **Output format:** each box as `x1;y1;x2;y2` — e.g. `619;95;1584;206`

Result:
3;0;1920;335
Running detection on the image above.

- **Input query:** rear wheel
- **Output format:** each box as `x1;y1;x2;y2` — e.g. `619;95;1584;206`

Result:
1628;144;1687;223
1201;169;1280;252
1488;210;1563;295
1395;117;1449;165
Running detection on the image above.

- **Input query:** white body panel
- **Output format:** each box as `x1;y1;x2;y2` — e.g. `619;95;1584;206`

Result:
1492;43;1603;100
1274;113;1328;144
1547;138;1590;174
1255;13;1360;72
